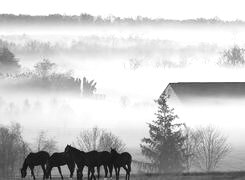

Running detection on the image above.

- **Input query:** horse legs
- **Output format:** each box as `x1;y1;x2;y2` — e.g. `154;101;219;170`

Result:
87;167;91;180
97;166;100;180
127;164;131;180
88;167;93;180
30;166;36;180
57;166;64;180
108;164;113;179
114;166;120;180
41;164;46;180
47;167;53;179
117;167;120;180
122;165;129;180
77;166;84;180
76;168;81;180
103;165;108;178
89;167;96;180
114;166;117;180
68;163;75;178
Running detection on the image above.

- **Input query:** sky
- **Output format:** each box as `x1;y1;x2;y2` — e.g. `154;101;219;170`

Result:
1;0;245;20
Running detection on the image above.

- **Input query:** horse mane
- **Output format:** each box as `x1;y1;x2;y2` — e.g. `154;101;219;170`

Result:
67;145;84;155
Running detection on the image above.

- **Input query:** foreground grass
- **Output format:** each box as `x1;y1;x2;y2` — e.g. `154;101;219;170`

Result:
4;171;245;180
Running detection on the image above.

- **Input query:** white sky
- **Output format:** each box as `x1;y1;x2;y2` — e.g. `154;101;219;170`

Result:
1;0;245;20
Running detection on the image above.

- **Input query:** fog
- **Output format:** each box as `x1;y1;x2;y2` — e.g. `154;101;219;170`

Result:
1;24;245;169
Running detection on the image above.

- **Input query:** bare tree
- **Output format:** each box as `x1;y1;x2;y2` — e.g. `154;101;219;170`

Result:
34;131;57;154
34;59;56;78
0;123;28;178
182;126;201;172
98;131;125;152
33;131;57;176
77;127;125;152
192;126;231;172
219;45;245;67
77;127;101;151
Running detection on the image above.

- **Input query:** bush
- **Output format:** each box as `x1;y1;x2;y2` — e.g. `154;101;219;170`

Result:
219;45;245;66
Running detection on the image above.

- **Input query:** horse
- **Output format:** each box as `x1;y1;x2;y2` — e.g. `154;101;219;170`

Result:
64;145;98;180
75;151;112;180
110;148;132;180
96;151;113;180
45;152;75;179
20;151;50;180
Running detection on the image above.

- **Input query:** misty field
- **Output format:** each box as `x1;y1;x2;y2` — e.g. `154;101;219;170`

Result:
2;19;245;179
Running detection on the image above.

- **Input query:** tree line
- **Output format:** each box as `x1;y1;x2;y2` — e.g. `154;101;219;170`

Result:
0;14;244;25
0;47;99;96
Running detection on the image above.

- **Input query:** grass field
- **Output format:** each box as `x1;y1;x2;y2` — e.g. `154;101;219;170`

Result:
5;172;245;180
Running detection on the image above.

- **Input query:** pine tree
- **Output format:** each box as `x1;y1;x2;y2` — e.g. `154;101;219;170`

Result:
0;47;20;74
140;92;186;173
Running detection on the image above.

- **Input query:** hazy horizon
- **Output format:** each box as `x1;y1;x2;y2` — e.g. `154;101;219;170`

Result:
2;5;245;174
1;0;245;21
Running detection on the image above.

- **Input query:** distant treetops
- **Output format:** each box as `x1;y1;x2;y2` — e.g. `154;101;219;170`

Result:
0;47;82;94
0;14;243;25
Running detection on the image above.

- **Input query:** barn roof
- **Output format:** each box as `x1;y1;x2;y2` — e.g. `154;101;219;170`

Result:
165;82;245;103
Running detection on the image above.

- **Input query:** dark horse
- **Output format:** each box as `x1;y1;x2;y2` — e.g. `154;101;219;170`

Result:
20;151;50;180
96;151;113;179
45;152;75;179
64;145;98;180
77;151;113;180
111;148;132;180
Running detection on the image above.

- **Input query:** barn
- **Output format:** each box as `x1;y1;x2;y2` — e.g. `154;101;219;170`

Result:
164;82;245;104
162;82;245;171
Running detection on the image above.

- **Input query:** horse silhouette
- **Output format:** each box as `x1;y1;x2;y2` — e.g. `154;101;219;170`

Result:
45;152;75;179
75;151;112;180
64;145;98;180
96;151;113;179
111;148;132;180
20;151;50;180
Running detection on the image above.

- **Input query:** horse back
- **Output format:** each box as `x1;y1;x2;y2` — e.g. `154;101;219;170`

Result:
49;152;74;167
27;151;50;166
115;152;132;166
98;151;112;165
85;150;99;166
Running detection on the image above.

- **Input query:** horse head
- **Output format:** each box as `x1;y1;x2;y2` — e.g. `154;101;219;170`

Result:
110;148;117;154
65;144;72;153
110;147;119;160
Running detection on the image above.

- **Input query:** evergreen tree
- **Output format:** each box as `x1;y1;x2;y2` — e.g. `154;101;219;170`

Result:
140;92;186;173
0;47;20;74
82;77;97;97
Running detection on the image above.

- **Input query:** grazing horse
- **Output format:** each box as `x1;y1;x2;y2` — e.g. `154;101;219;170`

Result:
96;151;113;180
64;145;98;180
20;151;50;180
45;152;75;179
111;148;132;180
